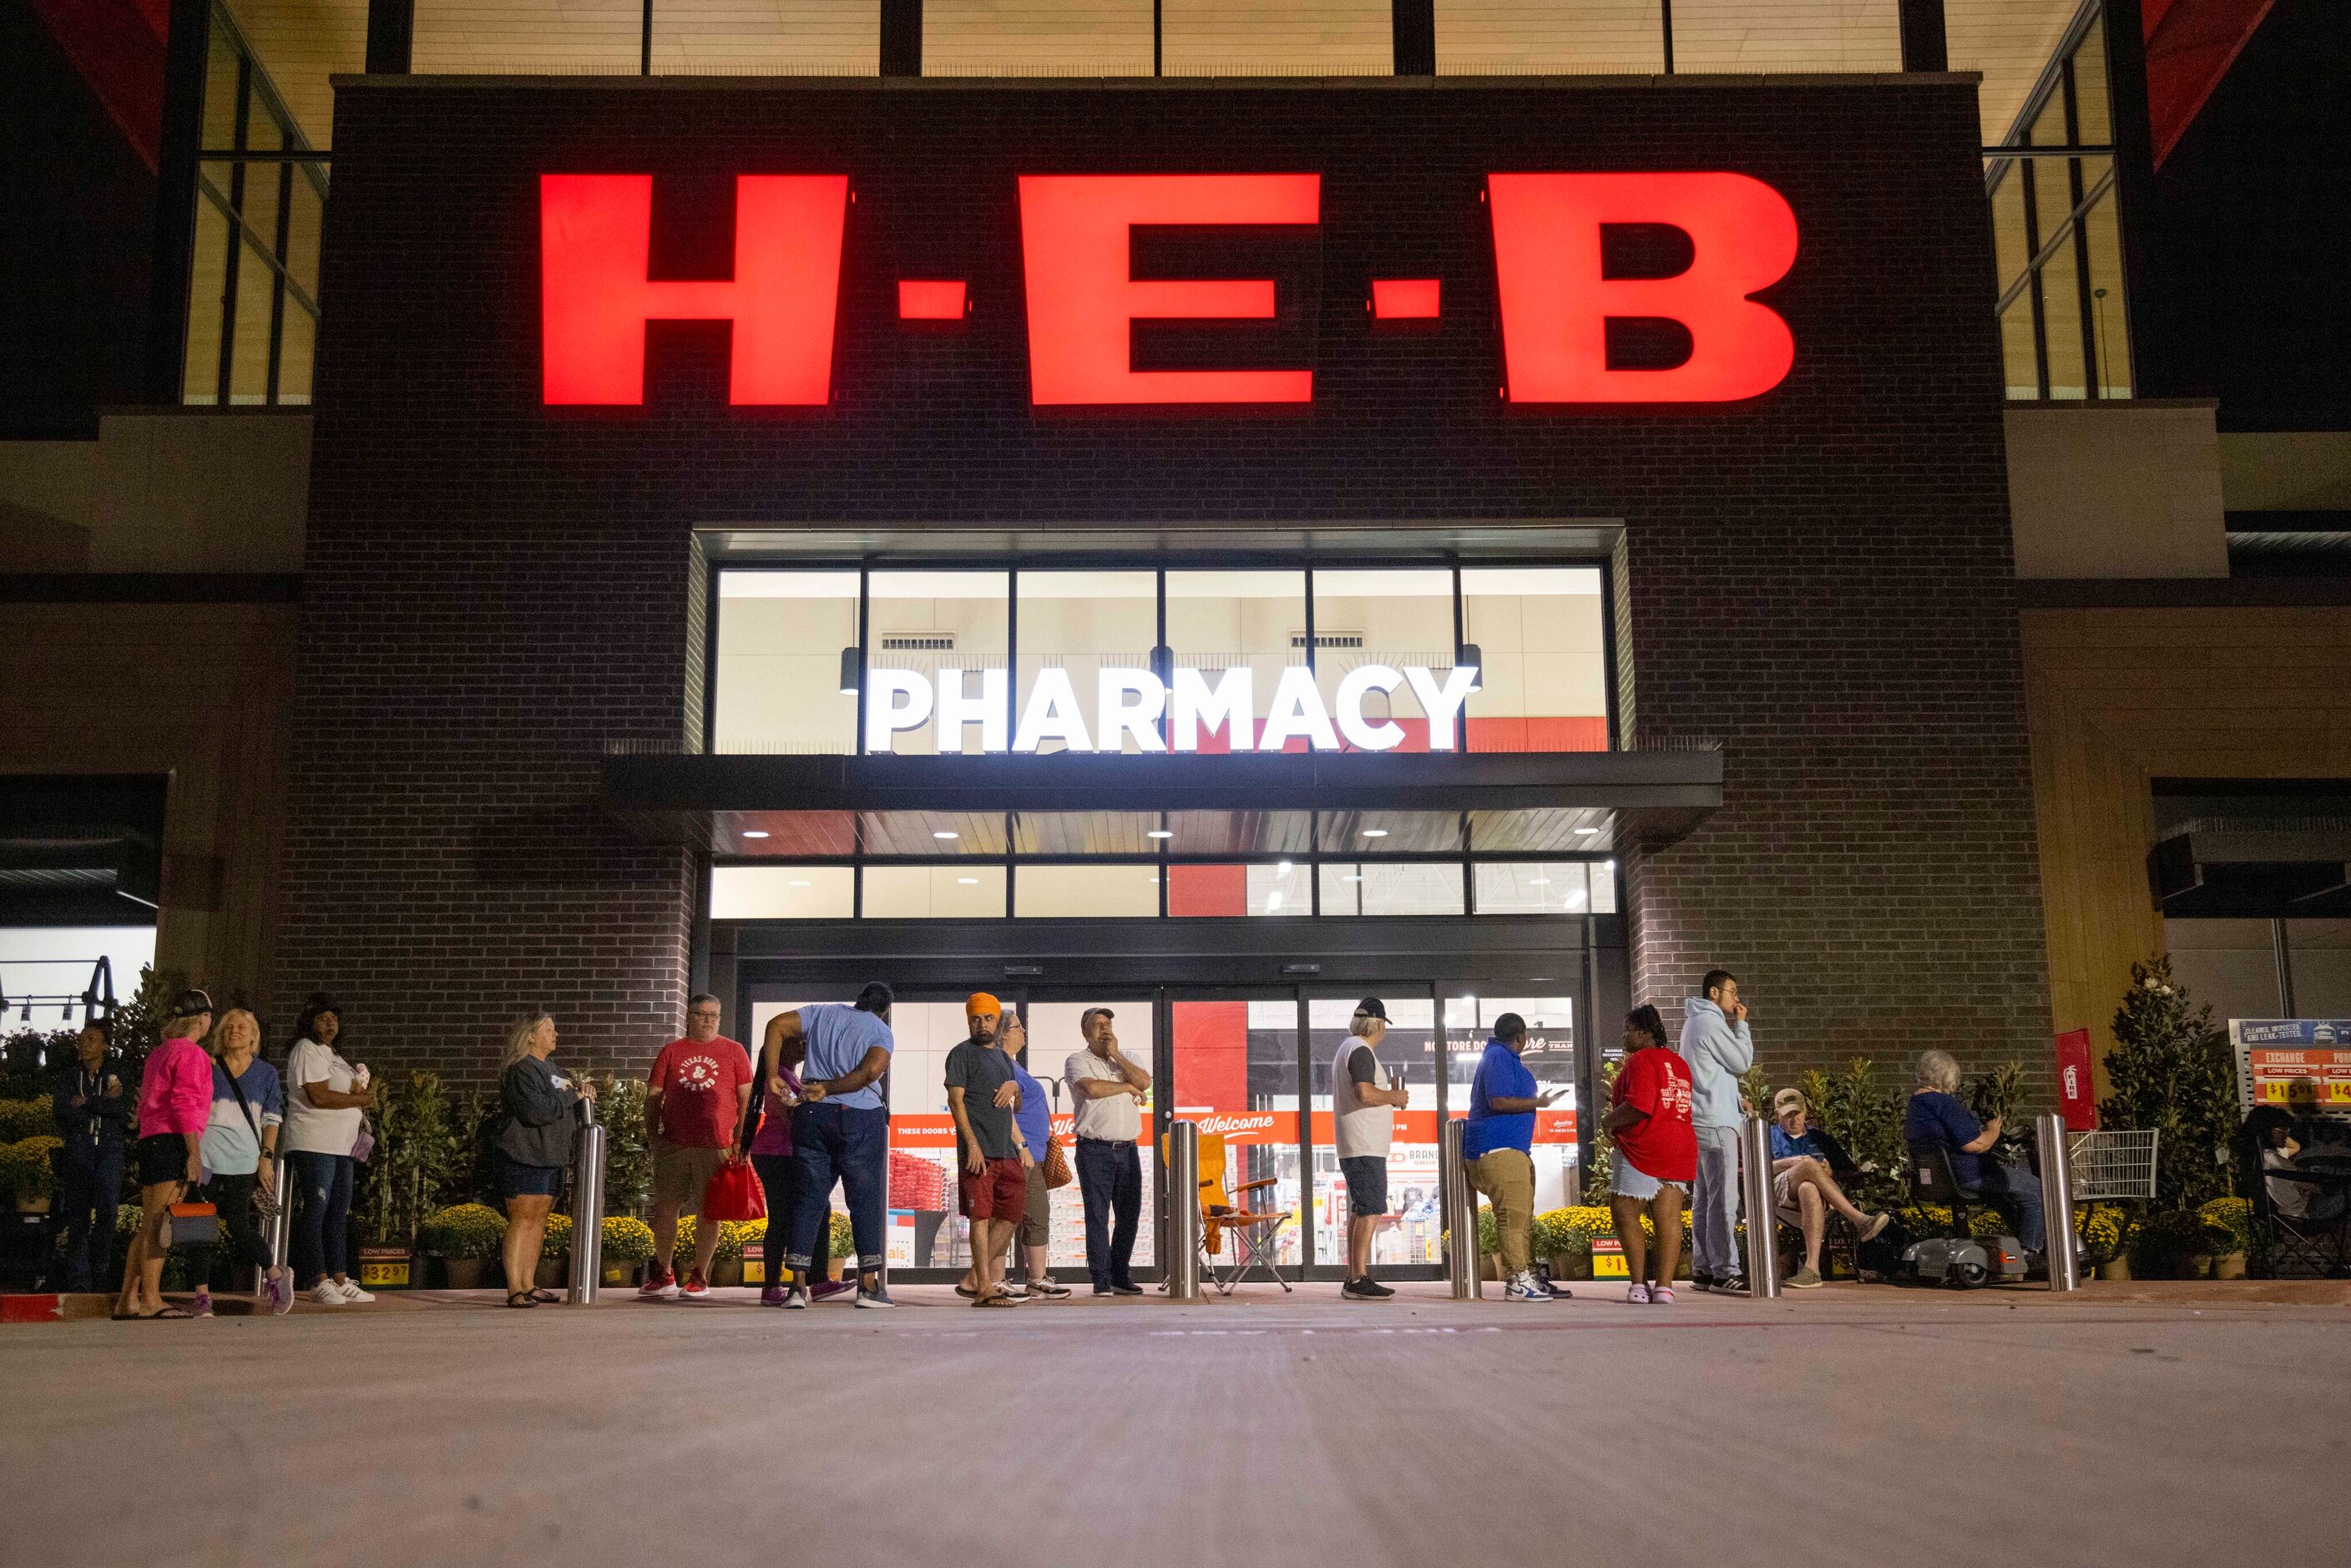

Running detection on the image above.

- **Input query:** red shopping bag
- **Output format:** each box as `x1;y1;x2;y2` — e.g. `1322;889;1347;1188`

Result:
701;1158;767;1223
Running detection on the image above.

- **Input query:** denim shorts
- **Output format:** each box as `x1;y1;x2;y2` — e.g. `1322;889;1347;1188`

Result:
495;1151;564;1201
1613;1156;1687;1203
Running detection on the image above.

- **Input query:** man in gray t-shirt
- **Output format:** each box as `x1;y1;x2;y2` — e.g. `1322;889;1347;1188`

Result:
944;994;1033;1308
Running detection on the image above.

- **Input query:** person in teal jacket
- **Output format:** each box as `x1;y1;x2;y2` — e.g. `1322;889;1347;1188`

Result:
1682;970;1753;1292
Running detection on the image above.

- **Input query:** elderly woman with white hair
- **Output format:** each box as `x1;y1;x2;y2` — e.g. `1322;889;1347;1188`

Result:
1902;1049;2045;1259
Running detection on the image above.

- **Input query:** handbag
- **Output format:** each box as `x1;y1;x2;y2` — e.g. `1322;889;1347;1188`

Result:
1043;1135;1074;1191
701;1157;768;1224
168;1201;220;1249
350;1125;376;1164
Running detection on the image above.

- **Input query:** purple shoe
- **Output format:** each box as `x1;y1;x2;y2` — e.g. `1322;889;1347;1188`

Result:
808;1278;857;1302
268;1271;295;1316
759;1284;787;1308
189;1288;215;1318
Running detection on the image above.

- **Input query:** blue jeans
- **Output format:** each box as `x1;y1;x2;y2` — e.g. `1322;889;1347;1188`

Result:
288;1151;353;1287
1974;1158;2047;1254
1075;1137;1141;1290
1692;1125;1742;1279
786;1104;887;1277
55;1144;123;1292
751;1151;830;1283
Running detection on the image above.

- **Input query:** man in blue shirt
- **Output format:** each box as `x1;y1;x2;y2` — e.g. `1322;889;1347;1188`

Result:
1463;1013;1567;1301
1903;1049;2045;1257
765;982;897;1308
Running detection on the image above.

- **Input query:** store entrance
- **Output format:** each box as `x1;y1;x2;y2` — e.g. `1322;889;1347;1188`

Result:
726;917;1597;1284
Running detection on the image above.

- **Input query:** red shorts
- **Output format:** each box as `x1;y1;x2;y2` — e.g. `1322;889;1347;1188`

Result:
958;1156;1027;1221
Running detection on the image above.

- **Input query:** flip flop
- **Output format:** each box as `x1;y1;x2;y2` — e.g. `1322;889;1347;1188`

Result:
505;1292;538;1309
529;1288;563;1303
114;1306;194;1320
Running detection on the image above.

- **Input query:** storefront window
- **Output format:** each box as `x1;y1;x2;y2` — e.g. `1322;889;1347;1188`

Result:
1165;570;1309;752
1308;995;1441;1267
1014;864;1162;918
714;570;861;755
1023;1000;1156;1272
1474;861;1600;915
1311;569;1459;751
1459;568;1608;752
710;865;854;919
1015;571;1159;755
866;571;1010;755
862;864;1007;918
1172;998;1304;1268
1319;862;1465;916
1448;994;1580;1206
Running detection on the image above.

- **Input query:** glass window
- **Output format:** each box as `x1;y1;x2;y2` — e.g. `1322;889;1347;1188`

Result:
710;865;853;919
1173;998;1303;1267
1434;0;1665;73
652;0;879;73
412;1;641;73
2071;14;2112;147
1447;994;1580;1206
1161;0;1391;74
1016;571;1160;755
1165;863;1301;917
1474;861;1595;915
866;571;1010;755
862;864;1008;918
1591;859;1618;914
1319;862;1465;916
715;571;862;755
927;0;1153;75
1308;994;1441;1267
1311;570;1459;751
1014;863;1161;918
1671;0;1899;71
1165;570;1308;754
2000;296;2041;401
1024;1000;1156;1271
2038;232;2090;401
2081;186;2133;398
879;1000;984;1270
1459;568;1608;753
1989;167;2031;298
1250;861;1311;917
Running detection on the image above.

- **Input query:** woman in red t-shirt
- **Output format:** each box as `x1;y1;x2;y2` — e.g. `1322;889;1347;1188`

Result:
1604;1005;1698;1304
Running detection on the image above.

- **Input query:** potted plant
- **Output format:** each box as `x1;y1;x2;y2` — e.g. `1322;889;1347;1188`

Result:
829;1211;855;1280
0;1098;55;1143
3;1136;61;1213
2198;1196;2252;1279
420;1202;507;1289
601;1216;655;1286
1539;1206;1607;1282
2075;1206;2124;1279
2129;1210;2210;1280
536;1211;574;1290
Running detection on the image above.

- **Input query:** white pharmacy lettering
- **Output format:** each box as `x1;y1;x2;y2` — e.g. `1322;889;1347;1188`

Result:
862;664;1481;754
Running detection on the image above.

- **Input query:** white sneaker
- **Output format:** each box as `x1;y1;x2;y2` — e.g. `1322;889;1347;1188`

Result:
310;1281;346;1307
781;1282;810;1310
1504;1270;1555;1301
334;1279;376;1303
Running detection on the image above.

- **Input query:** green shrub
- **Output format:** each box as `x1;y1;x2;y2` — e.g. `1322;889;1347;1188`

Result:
359;1071;462;1249
2197;1196;2252;1256
596;1076;652;1215
831;1210;855;1261
420;1202;507;1260
0;1099;54;1143
1796;1058;1908;1209
2130;1210;2217;1277
601;1215;655;1262
2101;956;2235;1211
2074;1204;2129;1268
0;1136;62;1200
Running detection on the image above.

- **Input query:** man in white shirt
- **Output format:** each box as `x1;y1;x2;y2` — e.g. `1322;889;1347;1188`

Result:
1064;1008;1150;1297
1332;998;1411;1301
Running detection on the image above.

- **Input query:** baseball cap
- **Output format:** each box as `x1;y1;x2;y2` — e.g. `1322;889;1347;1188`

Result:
1772;1087;1807;1115
965;992;1003;1021
1354;997;1388;1020
169;988;215;1018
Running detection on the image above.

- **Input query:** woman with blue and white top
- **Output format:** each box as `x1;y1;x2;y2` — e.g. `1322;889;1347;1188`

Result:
193;1008;293;1317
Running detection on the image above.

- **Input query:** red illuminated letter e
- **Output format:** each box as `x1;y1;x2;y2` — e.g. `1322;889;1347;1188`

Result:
1487;172;1797;403
1019;174;1321;406
540;174;848;406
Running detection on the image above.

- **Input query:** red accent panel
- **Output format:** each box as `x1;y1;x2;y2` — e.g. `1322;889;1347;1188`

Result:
1168;862;1248;917
1372;278;1441;318
29;0;168;172
1465;715;1610;752
1019;174;1321;405
2143;0;2276;166
1171;999;1251;1118
1487;172;1798;403
0;1293;65;1323
540;174;849;406
897;280;968;319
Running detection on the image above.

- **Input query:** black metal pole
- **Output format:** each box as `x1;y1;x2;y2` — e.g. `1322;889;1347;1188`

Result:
881;0;921;77
641;0;653;74
144;0;212;405
1660;0;1675;74
364;0;414;72
1393;0;1434;75
1897;0;1947;72
2097;0;2159;395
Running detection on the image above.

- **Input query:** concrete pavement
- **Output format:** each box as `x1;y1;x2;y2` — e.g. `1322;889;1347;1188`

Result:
7;1280;2344;1566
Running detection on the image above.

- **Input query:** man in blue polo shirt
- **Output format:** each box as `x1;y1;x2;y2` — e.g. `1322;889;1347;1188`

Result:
765;982;897;1308
1464;1013;1568;1301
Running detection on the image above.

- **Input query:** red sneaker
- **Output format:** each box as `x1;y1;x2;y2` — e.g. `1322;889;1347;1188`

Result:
638;1270;679;1302
679;1268;711;1302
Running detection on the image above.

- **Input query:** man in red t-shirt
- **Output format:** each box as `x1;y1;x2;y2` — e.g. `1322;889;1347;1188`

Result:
1605;1004;1697;1304
641;994;752;1302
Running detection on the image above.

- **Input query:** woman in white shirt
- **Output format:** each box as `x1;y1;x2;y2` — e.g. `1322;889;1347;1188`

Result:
281;993;379;1306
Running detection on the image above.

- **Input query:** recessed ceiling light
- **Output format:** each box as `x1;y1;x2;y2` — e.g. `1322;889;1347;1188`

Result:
741;829;770;839
956;877;979;885
1361;827;1389;838
1528;877;1550;886
1148;876;1160;883
789;879;811;888
933;830;960;840
1146;830;1173;840
1574;827;1600;837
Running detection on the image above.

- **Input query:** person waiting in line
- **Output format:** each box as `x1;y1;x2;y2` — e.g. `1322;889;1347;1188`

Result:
1064;1006;1150;1297
1904;1050;2045;1261
495;1010;592;1308
1683;969;1753;1295
2245;1105;2348;1224
748;1027;847;1305
281;994;378;1306
999;1009;1070;1299
1605;1005;1695;1305
1332;997;1410;1301
52;1018;129;1293
1769;1087;1891;1288
947;994;1034;1308
115;989;215;1320
770;983;897;1309
192;1007;293;1317
1464;1012;1568;1302
639;994;753;1303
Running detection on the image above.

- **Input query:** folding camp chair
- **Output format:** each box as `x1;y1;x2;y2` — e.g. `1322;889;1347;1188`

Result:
1188;1131;1292;1294
2234;1134;2351;1278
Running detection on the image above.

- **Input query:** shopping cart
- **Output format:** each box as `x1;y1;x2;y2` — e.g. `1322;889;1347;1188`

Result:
2068;1128;2159;1202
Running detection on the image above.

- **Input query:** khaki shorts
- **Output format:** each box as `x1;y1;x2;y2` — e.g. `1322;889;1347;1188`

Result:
1016;1161;1051;1248
652;1138;726;1210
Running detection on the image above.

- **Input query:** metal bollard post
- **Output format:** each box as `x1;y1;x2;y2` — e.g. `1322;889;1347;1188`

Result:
1165;1120;1202;1301
2035;1112;2080;1292
1441;1117;1481;1301
567;1110;607;1307
265;1157;293;1276
1739;1115;1781;1299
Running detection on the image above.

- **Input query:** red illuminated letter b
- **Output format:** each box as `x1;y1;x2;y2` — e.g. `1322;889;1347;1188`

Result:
540;174;849;406
1488;172;1798;403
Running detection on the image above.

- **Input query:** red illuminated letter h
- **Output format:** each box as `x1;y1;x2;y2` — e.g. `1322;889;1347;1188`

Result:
540;174;849;406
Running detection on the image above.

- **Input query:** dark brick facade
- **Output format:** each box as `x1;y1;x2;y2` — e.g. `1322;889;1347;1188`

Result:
283;73;2049;1094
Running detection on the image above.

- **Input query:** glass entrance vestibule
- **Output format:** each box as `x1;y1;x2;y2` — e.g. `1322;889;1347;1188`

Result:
721;917;1615;1285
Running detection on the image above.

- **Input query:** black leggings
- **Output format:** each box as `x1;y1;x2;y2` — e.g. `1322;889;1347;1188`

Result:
195;1172;272;1290
751;1153;830;1285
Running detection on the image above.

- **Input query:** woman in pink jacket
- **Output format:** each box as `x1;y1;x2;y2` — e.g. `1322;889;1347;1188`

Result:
117;989;217;1320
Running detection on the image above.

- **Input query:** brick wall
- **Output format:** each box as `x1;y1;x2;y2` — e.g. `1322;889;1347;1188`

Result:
285;74;2050;1095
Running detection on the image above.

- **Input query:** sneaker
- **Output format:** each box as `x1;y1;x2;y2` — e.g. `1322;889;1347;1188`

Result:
1651;1285;1677;1304
639;1271;680;1302
310;1281;346;1307
679;1269;711;1302
974;1289;1022;1308
1624;1282;1651;1304
1024;1278;1073;1299
268;1271;294;1316
190;1287;215;1318
1858;1212;1892;1242
1711;1274;1751;1297
1504;1271;1555;1301
335;1279;376;1303
781;1282;810;1310
1341;1277;1396;1300
1107;1281;1145;1296
996;1282;1029;1300
1787;1266;1824;1289
808;1278;856;1301
1690;1271;1716;1293
759;1284;787;1308
855;1283;895;1308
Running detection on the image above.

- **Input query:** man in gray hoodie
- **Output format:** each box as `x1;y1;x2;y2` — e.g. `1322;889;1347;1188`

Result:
1682;970;1753;1293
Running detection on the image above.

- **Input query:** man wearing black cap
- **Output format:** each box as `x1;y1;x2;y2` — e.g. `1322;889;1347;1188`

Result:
1332;998;1410;1300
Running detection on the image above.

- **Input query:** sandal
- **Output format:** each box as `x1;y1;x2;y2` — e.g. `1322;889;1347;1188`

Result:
114;1306;194;1320
529;1288;562;1304
505;1292;538;1309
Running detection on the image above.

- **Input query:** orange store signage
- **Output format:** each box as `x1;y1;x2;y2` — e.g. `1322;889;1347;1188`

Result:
539;171;1797;409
